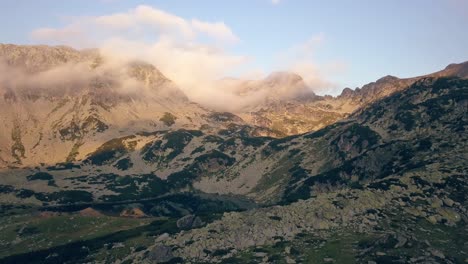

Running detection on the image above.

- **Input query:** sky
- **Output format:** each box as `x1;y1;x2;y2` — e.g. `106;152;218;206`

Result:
1;0;467;95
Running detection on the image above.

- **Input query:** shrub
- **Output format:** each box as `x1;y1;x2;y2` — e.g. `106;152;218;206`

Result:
160;112;177;126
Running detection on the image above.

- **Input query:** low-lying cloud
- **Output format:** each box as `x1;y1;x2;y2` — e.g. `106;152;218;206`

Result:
0;57;170;101
25;5;343;110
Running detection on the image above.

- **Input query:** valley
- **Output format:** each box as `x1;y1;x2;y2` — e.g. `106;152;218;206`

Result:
0;45;466;263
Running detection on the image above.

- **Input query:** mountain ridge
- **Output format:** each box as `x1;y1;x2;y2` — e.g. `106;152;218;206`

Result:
0;43;467;168
0;75;466;263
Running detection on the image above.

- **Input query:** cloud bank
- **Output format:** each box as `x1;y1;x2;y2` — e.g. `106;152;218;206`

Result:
27;5;342;110
0;59;152;100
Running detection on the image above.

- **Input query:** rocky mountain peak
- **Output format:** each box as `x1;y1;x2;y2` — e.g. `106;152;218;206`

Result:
338;87;354;98
375;75;399;83
249;71;315;102
0;44;95;72
0;44;190;104
435;61;468;78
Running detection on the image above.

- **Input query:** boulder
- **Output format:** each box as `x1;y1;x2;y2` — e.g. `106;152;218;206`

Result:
285;256;296;264
155;233;170;242
177;214;205;230
429;248;445;259
148;245;174;263
443;198;454;207
394;234;407;248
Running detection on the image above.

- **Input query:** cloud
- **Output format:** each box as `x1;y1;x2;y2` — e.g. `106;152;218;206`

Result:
271;0;281;5
191;19;239;43
274;33;346;95
27;5;343;110
35;5;238;43
30;5;247;106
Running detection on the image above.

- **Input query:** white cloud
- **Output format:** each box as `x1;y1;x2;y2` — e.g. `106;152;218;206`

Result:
191;19;239;43
274;33;346;94
32;5;239;44
271;0;281;5
29;5;344;108
30;5;246;105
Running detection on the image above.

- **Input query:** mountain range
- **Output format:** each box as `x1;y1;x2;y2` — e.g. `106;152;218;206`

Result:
0;44;466;263
1;44;467;167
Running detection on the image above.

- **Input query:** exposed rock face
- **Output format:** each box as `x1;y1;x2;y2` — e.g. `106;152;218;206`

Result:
176;214;204;230
0;44;95;72
221;71;315;106
237;61;468;136
0;44;252;167
147;245;174;263
122;76;468;263
1;45;467;168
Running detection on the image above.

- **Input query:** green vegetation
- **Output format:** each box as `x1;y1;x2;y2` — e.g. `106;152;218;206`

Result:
0;77;466;263
101;174;167;202
208;112;240;122
0;213;152;259
141;140;163;162
303;232;362;263
166;170;197;189
395;111;416;131
82;115;109;132
58;121;81;141
34;190;94;204
163;130;202;159
194;150;236;168
66;141;83;162
11;123;25;163
115;158;133;170
141;129;203;162
85;136;136;165
27;172;54;181
304;121;350;139
160;112;177;126
0;215;169;263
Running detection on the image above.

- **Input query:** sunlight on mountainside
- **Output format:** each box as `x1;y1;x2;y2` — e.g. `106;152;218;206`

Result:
0;1;467;263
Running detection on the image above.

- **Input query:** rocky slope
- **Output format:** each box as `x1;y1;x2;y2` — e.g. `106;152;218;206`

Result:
0;44;279;167
125;76;467;263
1;44;466;167
236;62;468;136
0;75;466;263
0;44;466;263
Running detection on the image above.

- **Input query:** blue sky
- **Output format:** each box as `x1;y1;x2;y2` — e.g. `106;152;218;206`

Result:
1;0;467;93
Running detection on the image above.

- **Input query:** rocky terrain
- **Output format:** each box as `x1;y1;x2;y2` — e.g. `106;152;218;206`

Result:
0;44;280;167
235;62;468;136
0;44;466;263
127;77;467;263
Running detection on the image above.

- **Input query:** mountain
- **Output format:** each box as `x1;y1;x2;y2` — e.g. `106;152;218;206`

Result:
0;44;466;263
237;61;468;135
226;71;316;104
1;45;466;167
0;44;279;167
121;76;466;263
1;75;465;263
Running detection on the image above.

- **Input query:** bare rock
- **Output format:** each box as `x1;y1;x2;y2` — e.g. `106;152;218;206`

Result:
148;245;174;263
177;214;205;230
443;198;454;207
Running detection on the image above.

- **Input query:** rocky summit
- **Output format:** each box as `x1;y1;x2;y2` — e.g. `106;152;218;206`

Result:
0;44;467;264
